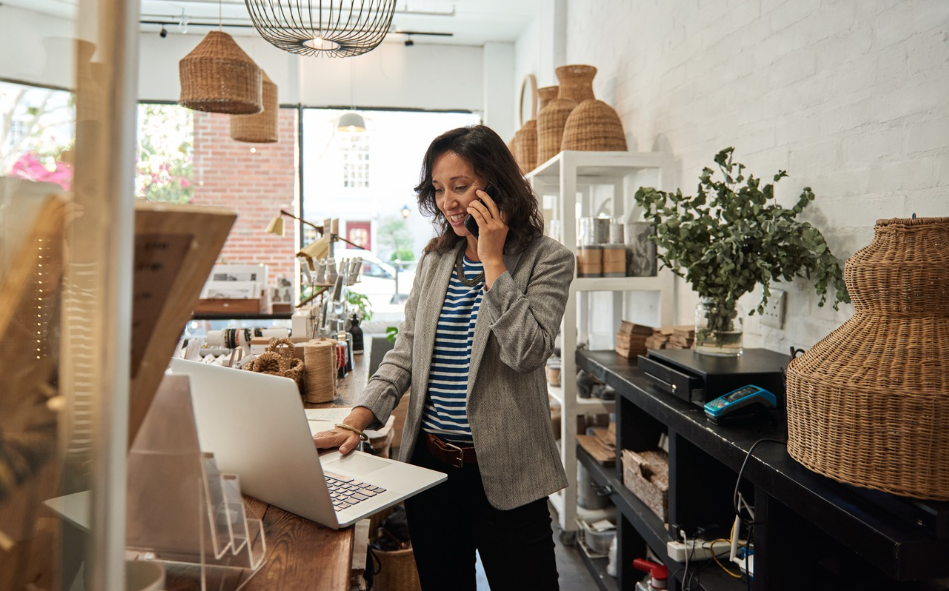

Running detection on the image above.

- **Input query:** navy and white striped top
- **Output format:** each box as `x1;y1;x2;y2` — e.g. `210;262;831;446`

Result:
421;255;485;444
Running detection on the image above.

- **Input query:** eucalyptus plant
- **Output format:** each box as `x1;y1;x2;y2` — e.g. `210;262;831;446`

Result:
634;147;849;342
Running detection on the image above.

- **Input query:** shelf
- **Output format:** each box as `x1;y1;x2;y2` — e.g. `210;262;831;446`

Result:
671;560;747;591
527;151;671;182
548;384;615;414
190;312;293;321
577;349;949;581
573;276;662;292
577;446;671;562
575;536;619;591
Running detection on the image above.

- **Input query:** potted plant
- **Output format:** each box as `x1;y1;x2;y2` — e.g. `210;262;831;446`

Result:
634;147;850;356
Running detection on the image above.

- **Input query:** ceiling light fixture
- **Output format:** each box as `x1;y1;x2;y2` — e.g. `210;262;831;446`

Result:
160;26;168;38
246;0;397;58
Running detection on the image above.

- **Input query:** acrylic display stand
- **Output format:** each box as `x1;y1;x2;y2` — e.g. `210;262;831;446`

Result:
126;374;266;590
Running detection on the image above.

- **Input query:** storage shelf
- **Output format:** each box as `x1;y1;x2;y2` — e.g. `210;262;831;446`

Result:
577;349;949;581
577;446;671;560
575;535;619;591
548;384;615;414
528;150;671;182
573;276;662;292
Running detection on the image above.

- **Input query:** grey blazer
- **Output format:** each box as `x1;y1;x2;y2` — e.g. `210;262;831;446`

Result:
355;235;574;510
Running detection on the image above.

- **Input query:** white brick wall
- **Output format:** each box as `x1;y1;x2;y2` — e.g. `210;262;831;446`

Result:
563;0;949;352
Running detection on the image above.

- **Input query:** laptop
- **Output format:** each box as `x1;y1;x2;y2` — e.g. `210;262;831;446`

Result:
168;358;446;529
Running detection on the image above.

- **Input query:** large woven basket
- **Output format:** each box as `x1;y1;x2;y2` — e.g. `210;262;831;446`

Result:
537;97;576;164
179;30;262;115
562;99;628;152
230;71;278;143
514;119;538;174
786;217;949;500
373;547;421;591
556;65;597;103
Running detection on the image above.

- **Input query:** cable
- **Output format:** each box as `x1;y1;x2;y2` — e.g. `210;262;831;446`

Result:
733;438;786;527
707;539;742;578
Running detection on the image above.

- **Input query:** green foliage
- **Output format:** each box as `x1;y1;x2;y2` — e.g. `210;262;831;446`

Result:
346;290;373;322
385;326;399;344
377;217;416;262
136;103;194;203
634;147;850;318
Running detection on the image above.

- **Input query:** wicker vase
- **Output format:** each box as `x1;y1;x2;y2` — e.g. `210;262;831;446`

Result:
230;71;278;143
537;86;559;110
562;99;628;152
556;65;597;103
514;119;538;174
179;30;262;115
537;95;577;165
786;217;949;500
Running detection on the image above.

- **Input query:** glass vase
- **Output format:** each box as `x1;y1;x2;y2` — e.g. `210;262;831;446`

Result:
694;297;744;357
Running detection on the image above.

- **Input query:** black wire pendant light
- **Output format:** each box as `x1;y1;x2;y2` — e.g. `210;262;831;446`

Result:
245;0;397;58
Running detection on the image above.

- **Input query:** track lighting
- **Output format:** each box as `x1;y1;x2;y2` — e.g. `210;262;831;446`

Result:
160;26;168;38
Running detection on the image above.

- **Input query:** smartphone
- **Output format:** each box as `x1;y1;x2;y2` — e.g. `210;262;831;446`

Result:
464;183;499;238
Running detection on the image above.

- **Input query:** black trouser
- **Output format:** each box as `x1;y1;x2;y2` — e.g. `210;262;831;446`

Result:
403;437;560;591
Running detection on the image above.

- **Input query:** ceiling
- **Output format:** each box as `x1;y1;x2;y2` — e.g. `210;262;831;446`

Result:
2;0;540;46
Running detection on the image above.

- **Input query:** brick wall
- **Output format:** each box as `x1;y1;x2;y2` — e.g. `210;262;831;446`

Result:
191;108;298;291
563;0;949;351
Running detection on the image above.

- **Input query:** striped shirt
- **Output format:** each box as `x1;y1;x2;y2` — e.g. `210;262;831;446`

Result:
421;255;484;444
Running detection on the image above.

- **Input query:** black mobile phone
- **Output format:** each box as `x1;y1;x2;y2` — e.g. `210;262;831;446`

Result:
464;183;499;238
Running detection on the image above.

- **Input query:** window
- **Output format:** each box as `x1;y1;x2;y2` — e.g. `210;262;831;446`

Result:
136;103;193;203
0;80;75;189
342;132;370;188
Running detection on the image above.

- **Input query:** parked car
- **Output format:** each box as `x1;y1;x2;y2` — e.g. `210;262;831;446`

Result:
338;250;416;311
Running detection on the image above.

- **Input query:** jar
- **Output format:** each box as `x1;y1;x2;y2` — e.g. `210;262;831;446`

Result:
694;297;744;356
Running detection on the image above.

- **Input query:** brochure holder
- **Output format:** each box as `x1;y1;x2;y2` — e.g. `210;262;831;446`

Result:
126;374;265;590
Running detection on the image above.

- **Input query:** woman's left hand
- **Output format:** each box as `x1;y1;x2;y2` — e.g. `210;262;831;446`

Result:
468;188;509;264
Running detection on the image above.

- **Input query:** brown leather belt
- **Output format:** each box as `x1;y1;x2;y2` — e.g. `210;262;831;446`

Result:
424;432;477;468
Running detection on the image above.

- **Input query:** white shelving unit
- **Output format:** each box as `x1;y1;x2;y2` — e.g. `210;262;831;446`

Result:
527;151;675;535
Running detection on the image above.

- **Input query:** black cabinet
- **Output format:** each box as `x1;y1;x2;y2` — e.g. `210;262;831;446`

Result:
577;349;949;591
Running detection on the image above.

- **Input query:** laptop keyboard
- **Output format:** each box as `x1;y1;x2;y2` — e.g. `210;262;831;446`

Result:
324;472;387;511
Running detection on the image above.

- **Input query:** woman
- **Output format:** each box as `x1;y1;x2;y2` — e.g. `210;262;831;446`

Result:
314;125;574;590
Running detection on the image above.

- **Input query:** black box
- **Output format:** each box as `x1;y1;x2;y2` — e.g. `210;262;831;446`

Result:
637;348;789;408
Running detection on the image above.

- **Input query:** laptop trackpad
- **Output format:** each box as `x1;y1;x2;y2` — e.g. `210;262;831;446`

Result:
325;453;389;476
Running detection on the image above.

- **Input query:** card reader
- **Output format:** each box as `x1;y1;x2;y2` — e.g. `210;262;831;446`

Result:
704;385;777;425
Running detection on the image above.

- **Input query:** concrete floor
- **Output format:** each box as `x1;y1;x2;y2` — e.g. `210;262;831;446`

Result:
474;502;596;590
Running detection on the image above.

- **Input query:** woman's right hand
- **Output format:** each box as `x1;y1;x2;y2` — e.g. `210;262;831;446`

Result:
312;406;376;456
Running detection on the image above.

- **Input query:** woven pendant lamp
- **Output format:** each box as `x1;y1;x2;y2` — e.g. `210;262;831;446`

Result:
562;99;628;152
230;71;278;143
179;31;262;114
786;217;949;500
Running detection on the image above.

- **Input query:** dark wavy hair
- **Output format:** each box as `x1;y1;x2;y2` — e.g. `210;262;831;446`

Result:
414;125;544;254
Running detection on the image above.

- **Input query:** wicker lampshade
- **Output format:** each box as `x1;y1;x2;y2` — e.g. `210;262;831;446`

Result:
786;217;949;500
562;99;628;152
514;120;538;174
537;96;576;164
230;71;278;143
179;31;262;115
556;65;597;103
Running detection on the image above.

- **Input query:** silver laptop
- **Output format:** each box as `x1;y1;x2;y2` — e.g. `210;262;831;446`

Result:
168;358;446;529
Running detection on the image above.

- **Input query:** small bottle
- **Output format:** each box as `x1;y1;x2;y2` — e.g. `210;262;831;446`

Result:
349;313;364;354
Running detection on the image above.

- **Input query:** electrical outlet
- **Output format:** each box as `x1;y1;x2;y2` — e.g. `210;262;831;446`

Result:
760;289;786;329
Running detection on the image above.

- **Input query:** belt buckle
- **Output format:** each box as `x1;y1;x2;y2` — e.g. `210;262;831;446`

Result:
443;440;466;469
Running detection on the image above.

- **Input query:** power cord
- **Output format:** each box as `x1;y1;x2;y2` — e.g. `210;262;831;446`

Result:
732;438;786;527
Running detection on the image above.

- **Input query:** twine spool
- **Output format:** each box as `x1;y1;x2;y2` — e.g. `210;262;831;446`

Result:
304;338;338;404
602;244;627;277
179;30;262;114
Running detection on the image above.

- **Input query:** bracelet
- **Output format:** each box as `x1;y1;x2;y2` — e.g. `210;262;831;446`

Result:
335;423;369;442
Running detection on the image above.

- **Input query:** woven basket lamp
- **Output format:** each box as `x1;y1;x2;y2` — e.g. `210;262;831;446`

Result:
786;216;949;500
230;71;278;143
179;31;262;115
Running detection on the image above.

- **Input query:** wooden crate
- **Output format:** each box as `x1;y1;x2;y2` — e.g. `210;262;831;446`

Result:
621;449;669;521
